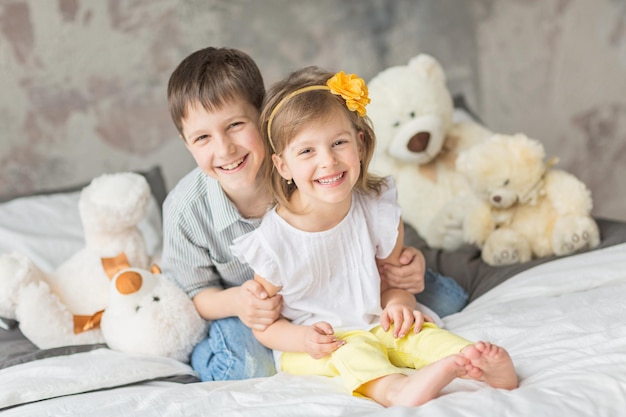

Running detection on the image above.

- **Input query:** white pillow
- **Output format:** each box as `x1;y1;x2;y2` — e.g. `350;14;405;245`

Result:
0;188;163;274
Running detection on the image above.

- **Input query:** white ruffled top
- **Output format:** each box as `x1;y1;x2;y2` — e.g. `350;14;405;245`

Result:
232;176;401;332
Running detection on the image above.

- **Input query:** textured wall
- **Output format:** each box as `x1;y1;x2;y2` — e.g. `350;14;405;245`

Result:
473;0;626;222
1;0;624;221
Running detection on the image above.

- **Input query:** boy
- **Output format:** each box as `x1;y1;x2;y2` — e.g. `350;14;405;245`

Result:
161;47;468;381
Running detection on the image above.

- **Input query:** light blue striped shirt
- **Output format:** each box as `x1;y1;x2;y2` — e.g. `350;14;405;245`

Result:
161;167;261;298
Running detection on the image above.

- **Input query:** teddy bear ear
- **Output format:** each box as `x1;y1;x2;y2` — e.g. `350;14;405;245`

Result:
115;270;143;295
513;133;546;159
455;148;474;175
408;54;446;83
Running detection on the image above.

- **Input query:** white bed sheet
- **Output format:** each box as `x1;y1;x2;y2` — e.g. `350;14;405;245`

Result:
3;243;626;417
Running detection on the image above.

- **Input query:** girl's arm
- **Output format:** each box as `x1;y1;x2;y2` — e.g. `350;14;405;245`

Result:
377;219;417;309
377;217;427;294
252;274;344;358
379;246;427;294
377;220;425;337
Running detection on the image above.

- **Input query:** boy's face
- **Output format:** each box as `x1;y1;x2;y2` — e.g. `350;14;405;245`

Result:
181;96;265;194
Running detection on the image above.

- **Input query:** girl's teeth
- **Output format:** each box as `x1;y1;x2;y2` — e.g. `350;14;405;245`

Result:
222;157;244;170
318;173;343;184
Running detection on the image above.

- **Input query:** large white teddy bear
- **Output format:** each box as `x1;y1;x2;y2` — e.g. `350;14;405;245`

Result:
455;133;601;266
0;172;152;348
368;53;493;250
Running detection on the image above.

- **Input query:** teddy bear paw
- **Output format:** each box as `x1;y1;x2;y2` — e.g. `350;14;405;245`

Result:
16;280;106;349
0;252;46;319
483;247;527;266
552;216;601;256
427;204;466;250
482;229;532;266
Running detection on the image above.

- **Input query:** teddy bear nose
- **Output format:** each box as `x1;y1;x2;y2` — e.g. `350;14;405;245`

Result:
492;195;502;203
407;132;430;153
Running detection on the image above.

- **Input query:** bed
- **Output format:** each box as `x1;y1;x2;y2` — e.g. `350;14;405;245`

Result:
2;166;626;416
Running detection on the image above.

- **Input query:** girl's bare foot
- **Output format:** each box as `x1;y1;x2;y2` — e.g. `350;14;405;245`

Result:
462;341;518;390
388;354;470;407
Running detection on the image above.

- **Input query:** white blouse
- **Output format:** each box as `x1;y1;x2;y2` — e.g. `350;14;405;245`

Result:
232;177;401;332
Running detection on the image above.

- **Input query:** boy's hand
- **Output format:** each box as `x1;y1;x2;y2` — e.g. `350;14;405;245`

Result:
304;322;345;359
238;280;282;330
379;246;425;294
380;303;426;338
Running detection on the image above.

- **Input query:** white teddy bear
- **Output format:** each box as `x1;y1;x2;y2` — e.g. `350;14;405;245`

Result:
101;266;206;363
455;133;601;266
368;53;492;249
0;172;152;348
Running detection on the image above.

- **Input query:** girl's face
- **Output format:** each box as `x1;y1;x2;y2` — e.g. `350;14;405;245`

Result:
272;111;363;210
181;95;265;196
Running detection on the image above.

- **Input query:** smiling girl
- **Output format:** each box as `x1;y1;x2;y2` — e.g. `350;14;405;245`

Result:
232;67;518;407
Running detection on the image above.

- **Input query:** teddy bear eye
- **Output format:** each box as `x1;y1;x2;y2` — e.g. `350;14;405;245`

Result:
393;121;400;128
409;111;415;118
503;179;510;186
153;296;160;302
135;306;141;312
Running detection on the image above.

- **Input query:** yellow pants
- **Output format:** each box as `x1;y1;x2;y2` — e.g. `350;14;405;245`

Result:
281;322;472;393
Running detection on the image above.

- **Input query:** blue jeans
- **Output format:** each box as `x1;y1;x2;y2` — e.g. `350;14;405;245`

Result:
415;269;468;318
191;316;276;382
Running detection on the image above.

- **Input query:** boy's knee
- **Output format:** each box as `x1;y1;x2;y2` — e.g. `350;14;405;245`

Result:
417;270;468;317
190;318;276;381
192;349;275;381
191;337;233;381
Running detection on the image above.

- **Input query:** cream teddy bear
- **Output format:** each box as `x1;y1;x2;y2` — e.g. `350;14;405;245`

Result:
101;266;206;363
368;53;492;249
455;133;601;266
0;172;152;348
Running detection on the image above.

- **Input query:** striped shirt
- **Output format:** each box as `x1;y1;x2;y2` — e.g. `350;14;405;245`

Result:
161;167;261;298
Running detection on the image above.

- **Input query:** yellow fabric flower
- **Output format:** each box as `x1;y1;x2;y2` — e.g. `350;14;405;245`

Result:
326;71;370;117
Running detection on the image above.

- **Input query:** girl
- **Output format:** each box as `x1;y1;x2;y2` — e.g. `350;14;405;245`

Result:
232;67;518;407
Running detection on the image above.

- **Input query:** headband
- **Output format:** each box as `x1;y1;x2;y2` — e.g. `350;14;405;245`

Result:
266;71;370;153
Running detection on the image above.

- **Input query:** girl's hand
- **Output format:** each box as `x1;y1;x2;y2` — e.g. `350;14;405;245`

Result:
379;246;426;294
238;280;283;330
304;322;345;359
380;303;427;338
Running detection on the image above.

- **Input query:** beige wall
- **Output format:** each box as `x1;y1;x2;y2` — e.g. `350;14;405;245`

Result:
1;0;624;221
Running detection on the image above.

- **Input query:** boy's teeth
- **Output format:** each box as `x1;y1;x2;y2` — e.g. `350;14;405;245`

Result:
222;157;244;170
317;173;343;184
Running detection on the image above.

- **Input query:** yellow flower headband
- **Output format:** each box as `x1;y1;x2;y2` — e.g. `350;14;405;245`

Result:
267;71;370;153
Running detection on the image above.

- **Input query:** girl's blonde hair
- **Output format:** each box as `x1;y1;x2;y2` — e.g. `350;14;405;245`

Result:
260;66;386;211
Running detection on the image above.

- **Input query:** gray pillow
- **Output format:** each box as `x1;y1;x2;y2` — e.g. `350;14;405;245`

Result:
0;166;167;210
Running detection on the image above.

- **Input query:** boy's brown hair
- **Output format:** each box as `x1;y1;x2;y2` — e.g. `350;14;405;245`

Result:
260;66;385;212
167;47;265;135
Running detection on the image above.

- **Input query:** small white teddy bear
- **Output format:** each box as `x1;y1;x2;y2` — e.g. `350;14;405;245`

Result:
0;172;152;348
367;53;492;249
101;267;206;363
455;133;601;266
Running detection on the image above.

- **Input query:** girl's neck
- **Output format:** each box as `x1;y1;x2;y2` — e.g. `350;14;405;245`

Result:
277;190;352;232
